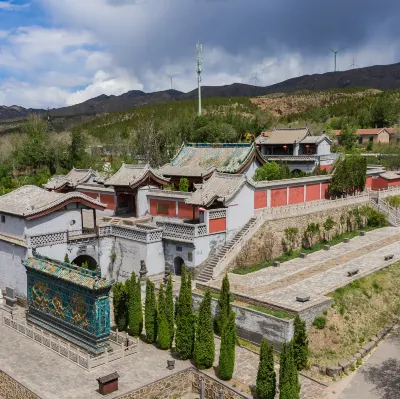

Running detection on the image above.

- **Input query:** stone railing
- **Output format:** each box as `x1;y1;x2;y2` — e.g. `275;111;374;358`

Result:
208;208;227;220
27;231;68;248
213;192;370;278
370;198;400;226
2;313;137;370
375;185;400;198
98;224;163;243
156;221;208;241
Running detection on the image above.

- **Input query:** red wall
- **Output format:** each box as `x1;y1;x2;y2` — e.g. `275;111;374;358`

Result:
306;184;320;201
371;177;388;190
81;191;99;200
321;183;329;199
365;176;372;189
254;191;267;209
100;193;115;210
288;186;304;204
388;179;400;187
271;188;287;207
209;218;226;233
178;202;198;219
149;199;176;217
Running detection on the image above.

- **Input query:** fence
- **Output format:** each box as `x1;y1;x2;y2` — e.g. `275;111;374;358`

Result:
2;312;138;371
156;221;208;241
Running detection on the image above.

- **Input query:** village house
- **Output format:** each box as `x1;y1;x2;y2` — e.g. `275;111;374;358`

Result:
332;128;395;145
255;127;335;173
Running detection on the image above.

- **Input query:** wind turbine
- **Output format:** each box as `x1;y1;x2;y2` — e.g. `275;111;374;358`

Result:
330;48;340;72
167;74;178;90
252;72;260;86
348;57;359;70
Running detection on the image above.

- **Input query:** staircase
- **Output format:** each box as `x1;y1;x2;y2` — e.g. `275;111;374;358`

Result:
196;217;257;283
369;198;400;226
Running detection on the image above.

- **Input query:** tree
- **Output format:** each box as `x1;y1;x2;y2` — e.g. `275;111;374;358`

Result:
128;274;143;337
64;253;70;263
254;162;282;181
179;178;189;192
175;265;194;359
279;341;300;399
338;125;358;150
215;274;232;335
157;284;171;349
194;290;215;369
278;342;287;393
70;126;88;167
256;339;276;399
293;315;308;371
165;274;175;346
113;282;129;331
218;311;236;380
145;279;157;343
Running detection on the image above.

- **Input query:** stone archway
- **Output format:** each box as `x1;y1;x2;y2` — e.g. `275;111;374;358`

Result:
173;256;185;276
72;254;98;271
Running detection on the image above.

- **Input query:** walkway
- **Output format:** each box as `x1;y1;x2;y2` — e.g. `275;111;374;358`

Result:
337;325;400;399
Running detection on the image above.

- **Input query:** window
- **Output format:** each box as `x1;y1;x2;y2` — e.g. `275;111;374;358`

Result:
176;246;182;252
1;215;5;223
358;136;363;144
188;252;193;262
369;136;374;142
70;220;76;226
157;203;169;215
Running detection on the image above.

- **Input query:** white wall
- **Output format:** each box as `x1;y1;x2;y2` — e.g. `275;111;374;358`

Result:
193;232;226;265
226;184;254;240
137;186;152;217
244;159;262;179
25;208;83;236
0;241;27;297
316;139;331;156
0;214;25;238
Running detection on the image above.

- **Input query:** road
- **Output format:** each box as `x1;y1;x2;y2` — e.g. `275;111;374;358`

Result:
338;325;400;399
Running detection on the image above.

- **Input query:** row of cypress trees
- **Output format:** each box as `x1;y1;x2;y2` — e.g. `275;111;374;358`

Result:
256;314;308;399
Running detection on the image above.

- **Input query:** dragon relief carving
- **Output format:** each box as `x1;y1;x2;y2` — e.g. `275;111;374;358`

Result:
69;293;90;329
32;281;51;312
51;296;66;319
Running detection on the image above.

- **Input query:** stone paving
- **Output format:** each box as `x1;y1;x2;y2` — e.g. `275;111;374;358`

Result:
0;313;326;399
208;227;400;311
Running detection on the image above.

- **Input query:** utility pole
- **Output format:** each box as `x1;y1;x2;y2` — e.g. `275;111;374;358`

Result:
196;42;203;116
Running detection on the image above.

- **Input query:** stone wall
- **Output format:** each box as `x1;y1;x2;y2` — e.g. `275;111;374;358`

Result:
193;292;294;348
230;203;368;271
0;370;40;399
115;367;248;399
298;297;334;327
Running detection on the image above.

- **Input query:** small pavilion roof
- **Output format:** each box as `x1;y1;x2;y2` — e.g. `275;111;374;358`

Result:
160;143;262;178
43;168;102;191
24;255;113;290
105;164;170;188
185;172;246;207
0;185;106;219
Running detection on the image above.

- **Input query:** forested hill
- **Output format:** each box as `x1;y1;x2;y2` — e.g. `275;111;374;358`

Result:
2;62;400;122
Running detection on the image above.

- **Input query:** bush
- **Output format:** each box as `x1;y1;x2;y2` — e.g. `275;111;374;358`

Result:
312;316;327;330
178;177;189;192
293;315;308;371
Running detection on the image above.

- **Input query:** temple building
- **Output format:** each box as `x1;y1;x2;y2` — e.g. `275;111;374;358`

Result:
159;142;264;187
255;127;335;173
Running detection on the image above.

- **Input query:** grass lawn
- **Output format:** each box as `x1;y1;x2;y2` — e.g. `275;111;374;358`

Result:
308;261;400;366
232;227;376;275
247;305;293;319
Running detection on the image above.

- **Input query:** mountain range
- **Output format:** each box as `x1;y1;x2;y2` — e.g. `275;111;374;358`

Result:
2;62;400;121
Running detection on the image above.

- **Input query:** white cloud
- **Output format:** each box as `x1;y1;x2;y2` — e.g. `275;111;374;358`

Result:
0;1;29;11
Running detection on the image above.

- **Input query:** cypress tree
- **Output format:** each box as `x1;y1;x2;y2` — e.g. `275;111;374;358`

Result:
113;282;128;331
175;265;194;359
279;341;300;399
278;342;287;393
129;275;143;337
157;284;170;349
256;339;276;399
145;279;157;343
218;311;236;380
216;274;232;335
293;315;308;371
64;253;70;263
194;290;215;369
165;274;175;345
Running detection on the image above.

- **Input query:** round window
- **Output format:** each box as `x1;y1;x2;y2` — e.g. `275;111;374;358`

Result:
70;220;76;226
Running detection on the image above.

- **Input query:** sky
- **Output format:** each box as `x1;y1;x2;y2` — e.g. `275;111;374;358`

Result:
0;0;400;108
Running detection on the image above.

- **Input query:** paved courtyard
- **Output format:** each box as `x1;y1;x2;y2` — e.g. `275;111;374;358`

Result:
0;313;326;399
209;227;400;311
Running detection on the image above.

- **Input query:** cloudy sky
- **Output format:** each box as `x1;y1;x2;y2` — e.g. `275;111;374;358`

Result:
0;0;399;108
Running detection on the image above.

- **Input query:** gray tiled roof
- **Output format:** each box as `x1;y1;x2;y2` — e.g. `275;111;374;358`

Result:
256;127;310;145
262;155;318;162
147;189;192;199
300;134;332;144
43;168;100;190
380;171;400;180
105;164;169;187
160;143;256;177
185;172;246;206
0;185;106;217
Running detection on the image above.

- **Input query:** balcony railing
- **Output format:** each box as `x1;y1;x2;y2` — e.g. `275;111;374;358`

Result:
156;221;208;241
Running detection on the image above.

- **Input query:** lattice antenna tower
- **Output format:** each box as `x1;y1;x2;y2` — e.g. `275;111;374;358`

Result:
330;48;340;72
196;42;203;116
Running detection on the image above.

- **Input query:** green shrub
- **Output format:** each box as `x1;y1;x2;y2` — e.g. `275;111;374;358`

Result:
293;315;308;370
312;316;327;329
157;284;171;349
178;177;189;192
256;339;276;399
145;279;157;343
215;274;232;334
218;311;236;380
